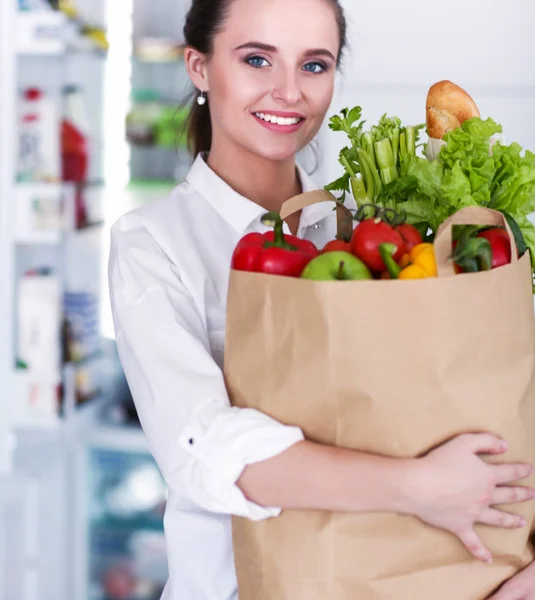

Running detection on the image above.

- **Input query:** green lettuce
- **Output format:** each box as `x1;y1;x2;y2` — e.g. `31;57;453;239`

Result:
435;118;535;275
326;110;535;283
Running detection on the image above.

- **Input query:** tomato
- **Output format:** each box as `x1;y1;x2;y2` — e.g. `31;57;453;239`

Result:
322;239;352;254
350;219;406;273
396;224;423;252
477;228;512;268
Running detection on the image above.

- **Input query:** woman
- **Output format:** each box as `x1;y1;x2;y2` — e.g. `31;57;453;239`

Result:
108;0;535;598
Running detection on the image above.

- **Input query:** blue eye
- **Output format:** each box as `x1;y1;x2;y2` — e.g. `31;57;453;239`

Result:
246;56;270;68
303;61;327;74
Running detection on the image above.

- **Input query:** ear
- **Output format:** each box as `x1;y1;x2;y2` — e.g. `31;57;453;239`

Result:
184;47;210;92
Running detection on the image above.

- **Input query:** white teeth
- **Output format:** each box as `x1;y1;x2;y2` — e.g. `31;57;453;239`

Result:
254;112;301;126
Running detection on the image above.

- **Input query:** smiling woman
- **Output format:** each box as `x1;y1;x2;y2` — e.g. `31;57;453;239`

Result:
107;1;535;599
183;0;346;174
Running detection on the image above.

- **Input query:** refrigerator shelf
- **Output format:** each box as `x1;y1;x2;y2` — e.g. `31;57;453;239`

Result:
14;182;105;244
16;11;108;58
12;368;108;433
16;11;67;56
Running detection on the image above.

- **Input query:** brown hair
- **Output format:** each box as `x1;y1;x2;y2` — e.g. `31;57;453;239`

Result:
183;0;348;157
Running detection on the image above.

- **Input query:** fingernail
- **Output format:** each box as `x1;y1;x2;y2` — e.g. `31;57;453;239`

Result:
500;441;508;451
519;518;527;527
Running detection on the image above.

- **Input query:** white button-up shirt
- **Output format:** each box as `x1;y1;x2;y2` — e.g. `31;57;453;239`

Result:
108;154;349;600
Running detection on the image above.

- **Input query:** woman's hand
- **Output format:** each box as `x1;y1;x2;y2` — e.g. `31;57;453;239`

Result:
409;433;535;564
487;560;535;599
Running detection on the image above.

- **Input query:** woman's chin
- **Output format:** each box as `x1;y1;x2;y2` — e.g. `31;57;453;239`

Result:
251;142;303;163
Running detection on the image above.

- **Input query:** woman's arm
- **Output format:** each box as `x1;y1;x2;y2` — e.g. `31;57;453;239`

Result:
238;439;415;513
239;435;535;564
109;220;307;522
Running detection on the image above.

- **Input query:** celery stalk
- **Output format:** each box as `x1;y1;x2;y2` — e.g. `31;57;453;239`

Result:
374;139;398;185
356;148;375;201
391;129;400;168
406;126;416;158
350;176;368;207
360;148;383;200
399;131;408;162
340;153;356;178
363;132;377;171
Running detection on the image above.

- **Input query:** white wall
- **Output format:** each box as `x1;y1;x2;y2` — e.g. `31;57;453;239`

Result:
318;0;535;185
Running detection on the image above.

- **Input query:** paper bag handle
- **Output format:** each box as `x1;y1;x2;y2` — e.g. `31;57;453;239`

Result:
280;190;356;242
279;190;338;220
433;207;518;277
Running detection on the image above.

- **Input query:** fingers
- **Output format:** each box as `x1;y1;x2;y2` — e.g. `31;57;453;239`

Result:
492;485;535;505
487;579;527;600
491;463;534;485
461;433;508;455
457;528;492;564
479;508;526;529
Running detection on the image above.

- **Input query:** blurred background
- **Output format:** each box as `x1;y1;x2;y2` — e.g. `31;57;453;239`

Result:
0;0;534;599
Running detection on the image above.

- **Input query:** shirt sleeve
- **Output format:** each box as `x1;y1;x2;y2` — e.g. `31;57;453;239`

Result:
108;219;304;521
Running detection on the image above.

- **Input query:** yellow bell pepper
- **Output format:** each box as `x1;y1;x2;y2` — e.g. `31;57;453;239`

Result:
398;243;437;279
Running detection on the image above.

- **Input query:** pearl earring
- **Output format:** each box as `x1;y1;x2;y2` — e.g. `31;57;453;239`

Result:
197;90;207;106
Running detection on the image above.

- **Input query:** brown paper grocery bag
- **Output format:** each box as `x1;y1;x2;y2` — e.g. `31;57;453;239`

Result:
224;193;535;600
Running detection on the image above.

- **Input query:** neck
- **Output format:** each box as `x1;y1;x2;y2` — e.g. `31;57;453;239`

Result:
206;138;302;213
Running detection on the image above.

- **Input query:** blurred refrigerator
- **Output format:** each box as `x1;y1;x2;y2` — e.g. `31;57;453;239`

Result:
0;0;189;597
74;425;168;600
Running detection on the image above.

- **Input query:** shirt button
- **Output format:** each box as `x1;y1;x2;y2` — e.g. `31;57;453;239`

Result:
313;223;322;229
189;438;194;445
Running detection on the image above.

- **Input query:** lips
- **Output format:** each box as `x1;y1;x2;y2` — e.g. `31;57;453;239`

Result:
253;112;305;126
252;111;306;135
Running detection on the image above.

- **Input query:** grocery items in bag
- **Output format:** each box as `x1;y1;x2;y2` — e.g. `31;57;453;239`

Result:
225;199;535;600
225;81;535;600
426;80;481;140
300;251;372;281
230;212;319;277
326;80;535;287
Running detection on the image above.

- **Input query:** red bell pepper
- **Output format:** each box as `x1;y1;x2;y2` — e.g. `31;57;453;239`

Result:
452;226;512;273
231;212;319;277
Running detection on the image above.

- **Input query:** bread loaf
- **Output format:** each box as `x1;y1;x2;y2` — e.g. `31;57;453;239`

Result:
426;80;480;139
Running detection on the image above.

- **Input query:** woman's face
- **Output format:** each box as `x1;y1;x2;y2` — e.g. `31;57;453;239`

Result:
200;0;340;162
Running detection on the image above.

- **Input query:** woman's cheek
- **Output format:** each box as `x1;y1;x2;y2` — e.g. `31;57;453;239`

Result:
306;76;335;114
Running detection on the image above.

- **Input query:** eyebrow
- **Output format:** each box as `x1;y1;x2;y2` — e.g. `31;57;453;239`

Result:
234;41;336;62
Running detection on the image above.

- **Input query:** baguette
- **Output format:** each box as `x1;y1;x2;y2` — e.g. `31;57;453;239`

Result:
426;80;480;139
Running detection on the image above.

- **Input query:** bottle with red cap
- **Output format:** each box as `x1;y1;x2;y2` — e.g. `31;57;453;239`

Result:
61;85;91;183
17;87;61;182
61;85;93;227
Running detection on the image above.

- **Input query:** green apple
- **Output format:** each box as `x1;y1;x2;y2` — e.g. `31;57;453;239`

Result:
300;251;372;281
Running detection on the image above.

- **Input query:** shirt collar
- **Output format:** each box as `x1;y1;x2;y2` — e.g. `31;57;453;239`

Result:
186;153;334;235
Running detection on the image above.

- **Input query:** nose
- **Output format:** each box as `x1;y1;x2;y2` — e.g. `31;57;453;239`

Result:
272;68;303;106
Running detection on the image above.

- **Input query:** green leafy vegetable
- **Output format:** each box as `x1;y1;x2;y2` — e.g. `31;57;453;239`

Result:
326;108;535;285
326;107;425;207
436;117;535;276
